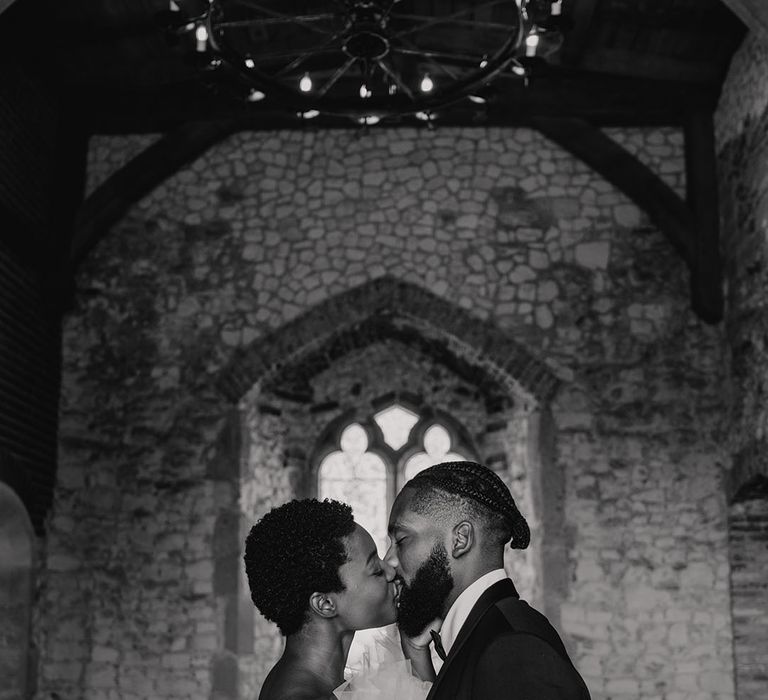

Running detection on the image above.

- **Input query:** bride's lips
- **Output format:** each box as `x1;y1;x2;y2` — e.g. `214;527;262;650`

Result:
392;579;403;606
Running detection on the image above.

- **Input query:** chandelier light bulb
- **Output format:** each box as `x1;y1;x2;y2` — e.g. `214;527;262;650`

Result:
468;95;486;104
299;109;320;119
169;0;180;11
247;89;265;102
512;63;527;76
525;31;539;57
359;115;380;125
420;73;434;93
388;84;397;96
479;56;488;68
195;24;208;52
359;83;371;99
244;58;255;69
551;0;562;16
299;73;313;92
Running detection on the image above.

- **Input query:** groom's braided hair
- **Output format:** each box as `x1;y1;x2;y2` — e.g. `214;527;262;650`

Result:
406;461;530;549
244;498;355;635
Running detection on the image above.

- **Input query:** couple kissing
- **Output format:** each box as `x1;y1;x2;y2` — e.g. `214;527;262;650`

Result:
245;460;591;700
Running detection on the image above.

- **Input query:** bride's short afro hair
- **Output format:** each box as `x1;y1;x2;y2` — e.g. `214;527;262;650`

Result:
244;498;355;635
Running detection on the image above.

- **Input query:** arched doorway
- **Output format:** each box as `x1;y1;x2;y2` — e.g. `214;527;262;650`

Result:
220;277;564;694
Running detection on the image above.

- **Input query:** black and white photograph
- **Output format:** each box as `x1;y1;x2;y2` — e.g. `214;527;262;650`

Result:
0;1;766;699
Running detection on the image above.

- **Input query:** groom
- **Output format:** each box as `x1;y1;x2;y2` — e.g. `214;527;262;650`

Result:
386;461;590;699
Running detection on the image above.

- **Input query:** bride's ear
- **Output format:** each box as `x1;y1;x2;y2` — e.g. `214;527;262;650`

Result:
309;591;338;619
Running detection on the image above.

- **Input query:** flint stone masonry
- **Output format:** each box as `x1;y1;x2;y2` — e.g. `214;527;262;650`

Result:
43;124;733;700
716;31;768;700
716;32;768;495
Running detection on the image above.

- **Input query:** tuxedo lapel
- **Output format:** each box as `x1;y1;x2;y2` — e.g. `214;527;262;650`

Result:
427;578;519;699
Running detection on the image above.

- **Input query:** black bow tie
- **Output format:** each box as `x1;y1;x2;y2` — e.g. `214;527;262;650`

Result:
430;629;447;661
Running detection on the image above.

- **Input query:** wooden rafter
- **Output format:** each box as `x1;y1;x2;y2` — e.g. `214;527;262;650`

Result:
74;71;719;133
683;112;722;325
531;116;722;323
71;113;723;323
720;0;768;43
71;120;241;270
0;0;19;17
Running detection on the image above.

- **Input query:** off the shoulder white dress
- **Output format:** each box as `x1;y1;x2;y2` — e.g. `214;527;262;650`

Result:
334;627;432;700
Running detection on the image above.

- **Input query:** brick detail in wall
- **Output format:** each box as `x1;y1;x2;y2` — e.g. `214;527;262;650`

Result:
731;437;768;501
218;276;559;405
729;475;768;700
0;244;60;532
0;61;56;241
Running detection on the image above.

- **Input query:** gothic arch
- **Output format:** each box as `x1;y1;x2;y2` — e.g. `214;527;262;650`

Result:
217;276;561;406
218;276;572;646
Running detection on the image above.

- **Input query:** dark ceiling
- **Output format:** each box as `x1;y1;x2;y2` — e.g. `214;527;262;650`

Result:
0;0;749;325
2;0;746;133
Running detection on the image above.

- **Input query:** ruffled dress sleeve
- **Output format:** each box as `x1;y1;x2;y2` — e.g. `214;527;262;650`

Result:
333;628;432;700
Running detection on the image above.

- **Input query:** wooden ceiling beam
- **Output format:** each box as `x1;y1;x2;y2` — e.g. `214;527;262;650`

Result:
72;70;719;133
719;0;768;43
530;116;722;323
0;0;19;17
683;111;723;324
71;112;724;323
71;120;240;271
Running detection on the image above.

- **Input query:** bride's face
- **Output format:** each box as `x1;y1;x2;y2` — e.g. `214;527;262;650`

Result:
334;524;398;631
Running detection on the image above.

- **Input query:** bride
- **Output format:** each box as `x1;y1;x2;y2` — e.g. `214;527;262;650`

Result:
244;498;438;700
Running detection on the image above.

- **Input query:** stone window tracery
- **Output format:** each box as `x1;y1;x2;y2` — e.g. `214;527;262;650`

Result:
317;402;475;556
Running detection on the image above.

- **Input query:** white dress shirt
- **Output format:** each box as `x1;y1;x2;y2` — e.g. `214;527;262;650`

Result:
440;568;509;656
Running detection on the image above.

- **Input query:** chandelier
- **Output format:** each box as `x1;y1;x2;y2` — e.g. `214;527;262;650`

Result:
161;1;566;124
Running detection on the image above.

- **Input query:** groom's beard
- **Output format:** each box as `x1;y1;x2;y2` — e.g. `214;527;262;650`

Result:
396;543;454;638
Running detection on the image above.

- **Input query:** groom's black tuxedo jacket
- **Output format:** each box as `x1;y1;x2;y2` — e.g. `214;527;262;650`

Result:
427;579;591;700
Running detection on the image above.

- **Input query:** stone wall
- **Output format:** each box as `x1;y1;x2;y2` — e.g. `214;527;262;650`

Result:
716;32;768;494
716;30;768;700
236;400;295;696
42;124;733;699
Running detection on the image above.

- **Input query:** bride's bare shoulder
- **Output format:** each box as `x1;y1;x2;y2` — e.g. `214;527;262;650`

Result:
259;689;335;700
258;665;337;700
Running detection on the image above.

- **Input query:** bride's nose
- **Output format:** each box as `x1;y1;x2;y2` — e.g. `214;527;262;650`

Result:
383;543;398;570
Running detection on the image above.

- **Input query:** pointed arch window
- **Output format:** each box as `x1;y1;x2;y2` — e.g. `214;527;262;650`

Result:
317;424;389;554
317;402;476;555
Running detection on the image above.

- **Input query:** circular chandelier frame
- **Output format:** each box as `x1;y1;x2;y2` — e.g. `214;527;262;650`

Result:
165;0;564;123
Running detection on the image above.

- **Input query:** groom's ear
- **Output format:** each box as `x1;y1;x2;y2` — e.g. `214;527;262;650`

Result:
451;521;474;558
309;592;338;619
